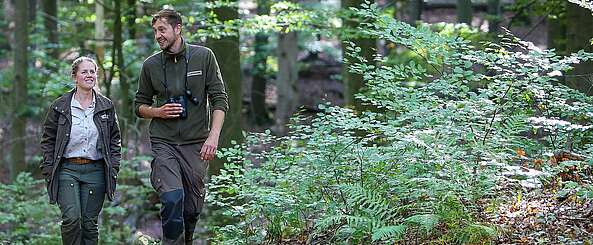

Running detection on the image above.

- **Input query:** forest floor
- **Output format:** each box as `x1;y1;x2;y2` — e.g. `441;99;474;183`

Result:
492;188;593;244
488;151;593;244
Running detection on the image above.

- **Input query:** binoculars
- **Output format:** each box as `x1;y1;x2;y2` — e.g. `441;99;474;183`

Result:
166;90;199;119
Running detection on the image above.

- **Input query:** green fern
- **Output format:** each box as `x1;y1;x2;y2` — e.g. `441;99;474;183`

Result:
495;113;531;149
345;215;373;228
453;223;497;244
340;184;398;223
315;214;373;232
405;214;440;234
207;2;593;244
371;224;407;242
315;215;345;232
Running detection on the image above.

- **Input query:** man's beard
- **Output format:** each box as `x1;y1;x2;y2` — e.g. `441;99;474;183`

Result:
159;34;180;53
161;39;173;52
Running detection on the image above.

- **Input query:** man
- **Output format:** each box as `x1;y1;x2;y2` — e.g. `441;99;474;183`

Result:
134;9;228;245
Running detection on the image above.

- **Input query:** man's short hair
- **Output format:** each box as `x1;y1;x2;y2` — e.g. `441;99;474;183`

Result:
151;9;182;27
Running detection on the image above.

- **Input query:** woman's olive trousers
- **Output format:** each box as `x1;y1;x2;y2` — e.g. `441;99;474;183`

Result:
57;160;106;245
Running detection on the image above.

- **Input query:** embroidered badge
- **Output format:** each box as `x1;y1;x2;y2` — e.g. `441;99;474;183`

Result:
187;70;202;77
100;114;109;120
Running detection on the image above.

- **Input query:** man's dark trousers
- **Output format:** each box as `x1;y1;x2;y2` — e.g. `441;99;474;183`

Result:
150;142;208;245
57;160;106;245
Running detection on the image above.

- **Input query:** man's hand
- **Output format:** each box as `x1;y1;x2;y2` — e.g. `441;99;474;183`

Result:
139;104;183;119
200;110;225;161
200;134;219;161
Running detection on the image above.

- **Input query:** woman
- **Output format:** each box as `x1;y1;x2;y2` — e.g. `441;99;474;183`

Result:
40;56;121;245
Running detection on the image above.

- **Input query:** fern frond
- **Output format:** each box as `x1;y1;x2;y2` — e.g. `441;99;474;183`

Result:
345;215;372;228
315;213;377;232
404;214;439;234
371;224;407;242
340;184;397;224
496;113;529;146
315;215;345;232
453;223;497;244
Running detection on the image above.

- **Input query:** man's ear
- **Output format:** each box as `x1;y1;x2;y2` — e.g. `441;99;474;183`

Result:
174;23;182;35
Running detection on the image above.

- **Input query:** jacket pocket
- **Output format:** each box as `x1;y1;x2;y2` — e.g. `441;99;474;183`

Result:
58;115;67;125
40;159;52;177
187;70;205;93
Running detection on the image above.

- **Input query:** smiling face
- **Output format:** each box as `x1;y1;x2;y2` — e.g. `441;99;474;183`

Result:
152;18;181;51
73;61;97;91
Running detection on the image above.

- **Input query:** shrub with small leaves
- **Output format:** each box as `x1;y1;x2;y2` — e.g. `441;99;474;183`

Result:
207;2;593;244
0;173;61;245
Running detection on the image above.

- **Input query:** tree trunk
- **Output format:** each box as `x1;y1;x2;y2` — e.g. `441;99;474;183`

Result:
2;0;14;64
487;0;500;34
275;30;298;135
207;0;243;175
114;0;131;146
547;1;567;55
126;0;136;39
28;0;36;22
95;0;105;54
406;0;422;25
457;0;472;25
251;0;271;125
565;3;593;95
3;0;15;46
11;0;29;181
341;0;376;110
1;0;14;172
95;0;107;92
41;0;58;60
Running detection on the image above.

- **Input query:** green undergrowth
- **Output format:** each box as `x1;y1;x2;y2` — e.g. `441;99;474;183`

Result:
207;2;593;244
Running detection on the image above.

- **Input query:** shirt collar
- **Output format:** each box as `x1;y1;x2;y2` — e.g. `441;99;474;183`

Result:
70;90;96;110
163;38;187;61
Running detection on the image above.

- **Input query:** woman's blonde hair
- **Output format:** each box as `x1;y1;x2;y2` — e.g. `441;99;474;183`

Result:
70;56;98;78
71;56;101;92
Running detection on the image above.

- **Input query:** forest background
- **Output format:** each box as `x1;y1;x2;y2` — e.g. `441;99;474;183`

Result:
1;0;593;244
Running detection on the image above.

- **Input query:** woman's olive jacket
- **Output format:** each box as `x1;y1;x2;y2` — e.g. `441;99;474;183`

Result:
40;89;121;204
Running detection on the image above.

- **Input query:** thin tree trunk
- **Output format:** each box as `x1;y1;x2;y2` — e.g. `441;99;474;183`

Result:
547;1;567;54
565;2;593;95
547;18;566;53
41;0;58;60
114;0;130;145
343;38;375;109
95;0;105;56
3;0;15;46
2;0;14;174
406;0;422;25
275;30;298;135
457;0;472;25
207;0;242;175
487;0;500;34
95;0;107;93
28;0;36;22
11;0;29;181
126;0;136;39
251;0;271;125
341;0;376;110
2;0;14;61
